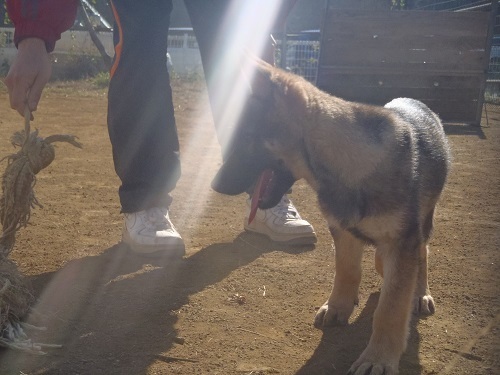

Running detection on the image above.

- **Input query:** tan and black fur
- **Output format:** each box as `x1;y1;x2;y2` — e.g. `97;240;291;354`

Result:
211;60;451;375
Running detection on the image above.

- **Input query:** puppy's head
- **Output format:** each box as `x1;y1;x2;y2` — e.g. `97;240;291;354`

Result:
211;58;299;209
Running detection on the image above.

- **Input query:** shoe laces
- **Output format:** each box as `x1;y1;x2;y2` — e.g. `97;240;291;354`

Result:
270;195;300;220
144;207;172;231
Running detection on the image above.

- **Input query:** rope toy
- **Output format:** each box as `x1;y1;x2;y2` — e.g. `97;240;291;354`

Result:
0;107;82;354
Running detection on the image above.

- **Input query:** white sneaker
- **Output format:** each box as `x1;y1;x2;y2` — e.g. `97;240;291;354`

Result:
122;207;185;256
244;195;317;245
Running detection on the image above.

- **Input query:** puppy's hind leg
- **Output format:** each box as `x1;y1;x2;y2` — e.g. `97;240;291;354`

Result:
414;243;435;315
414;208;436;315
378;242;435;315
314;227;364;328
413;244;436;315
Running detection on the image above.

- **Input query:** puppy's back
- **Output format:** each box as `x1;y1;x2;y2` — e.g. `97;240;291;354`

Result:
385;98;451;197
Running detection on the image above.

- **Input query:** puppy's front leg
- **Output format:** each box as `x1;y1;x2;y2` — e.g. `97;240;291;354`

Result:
349;241;418;375
314;228;364;327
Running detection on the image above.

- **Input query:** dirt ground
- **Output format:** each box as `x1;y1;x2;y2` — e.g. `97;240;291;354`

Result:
0;78;498;375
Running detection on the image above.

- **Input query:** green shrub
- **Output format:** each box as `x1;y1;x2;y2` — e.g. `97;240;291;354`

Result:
93;71;110;88
0;58;9;77
51;52;107;81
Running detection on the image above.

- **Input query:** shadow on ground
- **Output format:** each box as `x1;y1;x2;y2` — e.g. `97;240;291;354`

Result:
443;123;486;139
0;234;314;374
0;234;426;374
295;293;423;375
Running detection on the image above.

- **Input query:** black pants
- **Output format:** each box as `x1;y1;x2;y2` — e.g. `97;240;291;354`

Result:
108;0;266;213
108;0;178;213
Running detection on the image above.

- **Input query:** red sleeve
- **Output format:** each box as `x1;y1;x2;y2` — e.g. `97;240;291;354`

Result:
6;0;79;52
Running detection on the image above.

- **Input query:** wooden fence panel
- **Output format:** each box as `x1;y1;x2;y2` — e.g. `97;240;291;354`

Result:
317;7;491;124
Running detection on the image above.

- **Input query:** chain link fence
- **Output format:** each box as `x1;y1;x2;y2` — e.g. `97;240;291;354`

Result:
275;31;321;83
279;39;320;83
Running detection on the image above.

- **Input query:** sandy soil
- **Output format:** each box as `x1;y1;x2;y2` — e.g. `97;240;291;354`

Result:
0;79;498;375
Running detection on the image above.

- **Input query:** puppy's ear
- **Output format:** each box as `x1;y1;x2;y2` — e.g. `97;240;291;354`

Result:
240;54;274;100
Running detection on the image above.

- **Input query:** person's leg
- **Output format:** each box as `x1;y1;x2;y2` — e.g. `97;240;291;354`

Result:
109;0;180;213
108;0;184;255
185;0;316;245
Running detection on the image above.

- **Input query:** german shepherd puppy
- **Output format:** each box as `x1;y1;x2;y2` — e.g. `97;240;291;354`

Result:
211;59;450;374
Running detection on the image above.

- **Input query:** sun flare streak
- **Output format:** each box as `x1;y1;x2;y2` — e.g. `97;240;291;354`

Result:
178;1;286;238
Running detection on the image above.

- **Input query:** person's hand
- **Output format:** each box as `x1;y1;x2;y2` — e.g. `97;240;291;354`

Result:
5;38;52;119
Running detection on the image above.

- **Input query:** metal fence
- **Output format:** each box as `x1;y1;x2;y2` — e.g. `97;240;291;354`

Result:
167;29;199;50
279;39;321;83
165;29;202;75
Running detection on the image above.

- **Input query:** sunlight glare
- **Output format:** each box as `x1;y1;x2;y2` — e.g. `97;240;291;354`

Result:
178;0;286;238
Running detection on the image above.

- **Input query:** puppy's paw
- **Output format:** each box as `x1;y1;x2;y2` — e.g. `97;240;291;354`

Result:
413;294;435;315
348;351;399;375
348;361;398;375
313;299;357;328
